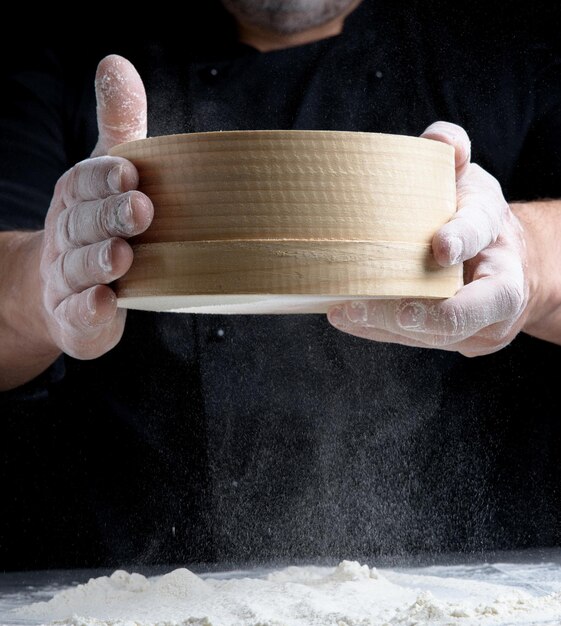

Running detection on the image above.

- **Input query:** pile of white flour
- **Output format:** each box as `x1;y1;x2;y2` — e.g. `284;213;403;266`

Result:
16;560;561;626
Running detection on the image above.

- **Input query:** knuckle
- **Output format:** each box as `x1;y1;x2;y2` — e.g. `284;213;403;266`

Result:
442;305;461;334
52;301;71;334
451;215;479;247
55;208;72;248
502;279;526;317
499;198;510;223
456;185;471;205
478;201;502;241
431;302;462;335
55;249;75;293
54;172;70;201
59;156;137;203
487;275;526;322
90;158;117;198
63;159;91;201
41;271;58;302
91;203;106;240
454;198;502;251
79;156;119;199
60;165;79;203
486;173;504;197
86;242;105;276
77;158;98;196
87;163;101;197
97;196;115;238
468;163;487;180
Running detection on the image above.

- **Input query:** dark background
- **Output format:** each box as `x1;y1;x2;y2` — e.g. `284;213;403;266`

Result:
1;1;561;572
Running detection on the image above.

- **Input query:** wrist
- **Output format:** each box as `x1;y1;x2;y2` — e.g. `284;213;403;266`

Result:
512;201;561;344
0;230;61;390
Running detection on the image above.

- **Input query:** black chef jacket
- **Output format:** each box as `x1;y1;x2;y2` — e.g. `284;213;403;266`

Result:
2;1;561;570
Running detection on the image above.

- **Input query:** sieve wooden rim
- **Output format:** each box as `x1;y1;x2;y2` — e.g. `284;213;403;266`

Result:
115;239;462;314
109;130;461;313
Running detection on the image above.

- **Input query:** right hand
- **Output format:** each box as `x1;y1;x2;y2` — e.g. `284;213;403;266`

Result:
40;55;153;359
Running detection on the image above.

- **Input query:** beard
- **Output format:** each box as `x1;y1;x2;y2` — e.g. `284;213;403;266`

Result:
221;0;359;34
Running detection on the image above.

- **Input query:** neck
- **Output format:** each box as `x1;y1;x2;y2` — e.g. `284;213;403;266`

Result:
236;1;361;52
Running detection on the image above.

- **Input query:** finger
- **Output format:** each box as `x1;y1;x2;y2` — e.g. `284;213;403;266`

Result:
56;191;153;249
327;272;524;346
51;237;133;298
329;320;508;358
421;121;471;179
57;156;139;205
432;164;509;266
455;337;512;357
92;54;147;156
328;314;445;349
328;299;456;347
54;285;117;334
53;286;127;359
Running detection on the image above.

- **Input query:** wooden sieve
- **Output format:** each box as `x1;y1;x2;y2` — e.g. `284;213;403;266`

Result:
109;130;462;314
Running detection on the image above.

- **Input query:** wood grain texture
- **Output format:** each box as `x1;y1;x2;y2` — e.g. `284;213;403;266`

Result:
117;240;462;313
109;130;462;313
111;130;456;243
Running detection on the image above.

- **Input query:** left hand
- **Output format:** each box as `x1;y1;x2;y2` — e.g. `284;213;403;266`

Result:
327;121;529;357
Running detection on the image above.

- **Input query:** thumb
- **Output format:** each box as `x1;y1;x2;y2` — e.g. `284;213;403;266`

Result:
91;54;147;157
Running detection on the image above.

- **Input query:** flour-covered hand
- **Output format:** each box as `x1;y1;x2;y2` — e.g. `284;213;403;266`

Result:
40;55;153;359
327;121;530;357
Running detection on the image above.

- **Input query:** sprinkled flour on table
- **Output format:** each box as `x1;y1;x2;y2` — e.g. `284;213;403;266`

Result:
15;560;561;626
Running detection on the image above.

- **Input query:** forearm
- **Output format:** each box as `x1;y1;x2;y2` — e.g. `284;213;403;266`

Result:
514;200;561;346
0;231;60;391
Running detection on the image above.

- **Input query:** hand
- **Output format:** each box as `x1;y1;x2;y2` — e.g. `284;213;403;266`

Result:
327;121;529;357
39;55;153;359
